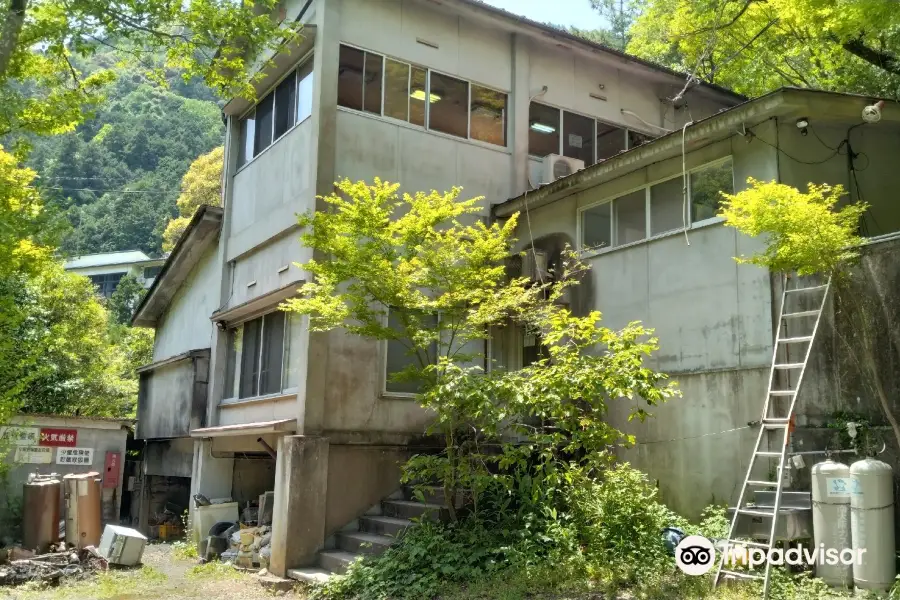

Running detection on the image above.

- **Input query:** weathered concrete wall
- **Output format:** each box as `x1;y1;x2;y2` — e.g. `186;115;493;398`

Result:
232;458;277;505
0;417;129;533
144;438;194;478
324;445;407;535
153;245;219;362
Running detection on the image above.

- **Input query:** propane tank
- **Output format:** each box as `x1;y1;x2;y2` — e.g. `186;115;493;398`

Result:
850;458;895;591
811;459;852;587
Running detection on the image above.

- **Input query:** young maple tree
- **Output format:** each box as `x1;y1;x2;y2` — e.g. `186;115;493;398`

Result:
283;179;678;516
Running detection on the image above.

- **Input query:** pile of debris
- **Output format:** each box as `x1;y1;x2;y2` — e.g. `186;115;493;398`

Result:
203;523;272;569
0;545;108;586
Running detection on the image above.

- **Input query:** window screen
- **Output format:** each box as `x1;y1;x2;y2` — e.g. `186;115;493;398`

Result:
337;45;364;111
384;59;410;121
273;72;297;139
470;85;506;146
253;93;274;155
428;72;468;138
691;158;734;223
614;190;647;246
582;203;612;250
650;177;684;235
363;52;383;115
596;122;626;161
563;111;594;164
529;102;560;157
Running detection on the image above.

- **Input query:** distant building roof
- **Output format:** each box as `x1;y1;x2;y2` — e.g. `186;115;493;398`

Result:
64;250;164;270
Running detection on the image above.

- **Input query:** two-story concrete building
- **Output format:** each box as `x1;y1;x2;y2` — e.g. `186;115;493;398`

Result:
131;0;741;578
64;250;166;298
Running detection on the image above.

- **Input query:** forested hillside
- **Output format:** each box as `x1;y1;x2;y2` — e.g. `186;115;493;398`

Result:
25;56;225;258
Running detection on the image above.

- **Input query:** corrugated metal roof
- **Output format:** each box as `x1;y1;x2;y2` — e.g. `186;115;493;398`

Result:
64;250;161;270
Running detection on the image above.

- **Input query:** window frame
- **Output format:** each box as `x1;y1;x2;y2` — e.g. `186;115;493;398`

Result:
527;100;655;163
577;156;735;255
235;51;315;171
221;310;298;405
336;42;509;149
381;308;440;399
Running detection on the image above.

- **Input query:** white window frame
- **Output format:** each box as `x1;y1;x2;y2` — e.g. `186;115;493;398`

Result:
221;310;298;405
337;42;509;149
577;156;735;255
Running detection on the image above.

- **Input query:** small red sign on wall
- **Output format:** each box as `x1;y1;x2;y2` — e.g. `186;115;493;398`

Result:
39;428;77;447
103;452;121;489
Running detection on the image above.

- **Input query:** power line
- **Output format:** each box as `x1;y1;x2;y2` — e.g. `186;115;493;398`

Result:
30;185;177;196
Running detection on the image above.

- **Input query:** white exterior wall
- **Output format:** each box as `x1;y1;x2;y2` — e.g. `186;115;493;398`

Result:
153;245;220;361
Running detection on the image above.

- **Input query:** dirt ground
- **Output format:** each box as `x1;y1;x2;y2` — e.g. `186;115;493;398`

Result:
0;543;309;600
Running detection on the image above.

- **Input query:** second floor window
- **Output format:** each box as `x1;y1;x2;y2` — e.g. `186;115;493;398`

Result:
224;311;300;400
237;57;315;168
337;44;507;148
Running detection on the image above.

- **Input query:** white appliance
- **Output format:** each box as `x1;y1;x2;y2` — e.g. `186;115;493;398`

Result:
541;154;584;184
98;524;148;566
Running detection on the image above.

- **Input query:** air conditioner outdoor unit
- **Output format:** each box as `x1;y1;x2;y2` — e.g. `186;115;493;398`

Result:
542;154;584;184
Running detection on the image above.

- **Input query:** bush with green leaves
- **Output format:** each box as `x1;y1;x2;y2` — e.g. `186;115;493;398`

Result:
719;178;868;275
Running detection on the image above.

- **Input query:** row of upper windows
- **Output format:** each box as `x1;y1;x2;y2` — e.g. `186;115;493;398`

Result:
235;44;660;167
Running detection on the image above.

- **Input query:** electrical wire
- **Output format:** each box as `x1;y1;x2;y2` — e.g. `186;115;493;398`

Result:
635;424;751;445
681;121;693;246
29;185;177;196
745;126;844;165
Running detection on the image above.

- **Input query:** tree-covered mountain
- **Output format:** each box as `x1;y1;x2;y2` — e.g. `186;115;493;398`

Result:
25;59;225;258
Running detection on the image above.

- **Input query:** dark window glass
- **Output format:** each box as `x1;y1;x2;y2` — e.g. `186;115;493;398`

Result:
143;266;162;279
528;102;560;157
297;60;314;122
238;112;256;166
386;310;437;394
596;122;626;161
363;52;383;115
582;203;611;250
470;85;506;146
614;190;647;246
224;328;238;399
384;59;410;121
691;158;734;223
409;66;427;126
428;72;468;138
273;71;297;139
563;111;594;163
254;93;274;154
629;130;654;149
239;317;262;398
337;45;364;111
260;311;286;395
650;177;684;235
89;273;125;298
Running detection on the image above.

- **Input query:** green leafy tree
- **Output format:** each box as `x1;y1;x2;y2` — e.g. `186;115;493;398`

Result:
283;179;678;518
0;0;300;138
626;0;900;98
162;145;223;251
718;178;867;275
589;0;640;51
107;273;147;324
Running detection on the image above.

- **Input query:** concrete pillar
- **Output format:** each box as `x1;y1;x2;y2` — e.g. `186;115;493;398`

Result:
509;33;531;198
187;440;234;532
268;436;329;577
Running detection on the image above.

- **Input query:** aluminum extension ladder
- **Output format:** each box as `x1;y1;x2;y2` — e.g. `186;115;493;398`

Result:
713;273;831;598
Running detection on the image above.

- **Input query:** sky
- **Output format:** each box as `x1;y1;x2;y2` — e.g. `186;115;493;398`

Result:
480;0;609;30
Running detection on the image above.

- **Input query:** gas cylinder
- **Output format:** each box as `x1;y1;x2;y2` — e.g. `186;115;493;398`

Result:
850;458;895;591
811;459;852;586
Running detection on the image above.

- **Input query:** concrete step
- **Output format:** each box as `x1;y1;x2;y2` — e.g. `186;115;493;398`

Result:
359;515;414;537
318;550;361;574
287;568;332;584
337;531;396;555
403;485;464;507
382;499;447;521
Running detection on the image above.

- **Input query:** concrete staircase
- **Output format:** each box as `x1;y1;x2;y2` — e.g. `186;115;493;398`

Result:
288;486;453;584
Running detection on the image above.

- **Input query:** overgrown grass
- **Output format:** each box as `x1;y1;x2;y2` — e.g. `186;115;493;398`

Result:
171;539;198;560
185;561;242;580
9;566;167;600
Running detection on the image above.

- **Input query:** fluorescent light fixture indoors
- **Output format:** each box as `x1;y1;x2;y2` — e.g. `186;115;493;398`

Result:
530;122;556;134
410;90;441;103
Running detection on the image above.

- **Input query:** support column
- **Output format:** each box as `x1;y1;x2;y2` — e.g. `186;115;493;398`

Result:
268;436;329;577
510;33;531;199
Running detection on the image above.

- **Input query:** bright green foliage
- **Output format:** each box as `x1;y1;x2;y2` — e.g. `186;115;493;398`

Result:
0;0;300;139
719;179;868;275
162;146;223;251
107;273;147;325
626;0;900;98
284;179;678;521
